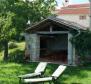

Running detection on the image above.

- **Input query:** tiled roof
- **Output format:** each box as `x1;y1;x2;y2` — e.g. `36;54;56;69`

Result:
62;3;89;8
26;16;87;32
58;3;90;14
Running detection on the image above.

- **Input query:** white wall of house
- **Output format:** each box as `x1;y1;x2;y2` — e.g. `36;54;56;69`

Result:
57;14;89;28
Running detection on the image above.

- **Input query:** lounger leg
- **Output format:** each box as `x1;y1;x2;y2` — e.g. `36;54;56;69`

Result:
19;78;21;84
48;81;52;84
42;82;44;84
53;80;59;84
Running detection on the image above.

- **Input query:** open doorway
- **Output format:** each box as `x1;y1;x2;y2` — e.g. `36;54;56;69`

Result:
39;34;68;64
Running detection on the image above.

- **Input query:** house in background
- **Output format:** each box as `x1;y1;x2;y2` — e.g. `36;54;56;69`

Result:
56;3;90;28
25;17;86;65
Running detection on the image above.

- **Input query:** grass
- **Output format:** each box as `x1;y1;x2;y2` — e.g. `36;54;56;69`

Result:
0;62;38;84
61;66;91;84
0;62;91;84
0;41;91;84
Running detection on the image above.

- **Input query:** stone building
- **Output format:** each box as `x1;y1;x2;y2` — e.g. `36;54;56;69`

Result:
25;17;85;65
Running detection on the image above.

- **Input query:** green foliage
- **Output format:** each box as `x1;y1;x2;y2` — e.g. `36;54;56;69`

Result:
0;41;3;51
0;11;16;60
0;0;57;34
8;41;25;63
0;0;57;40
9;42;17;49
72;30;91;63
0;12;16;41
0;0;57;36
0;41;25;62
8;49;24;63
0;0;56;60
25;0;57;22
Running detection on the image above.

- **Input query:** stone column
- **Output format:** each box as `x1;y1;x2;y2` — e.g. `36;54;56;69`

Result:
72;44;76;65
30;34;40;61
25;33;31;58
68;33;73;65
25;33;30;49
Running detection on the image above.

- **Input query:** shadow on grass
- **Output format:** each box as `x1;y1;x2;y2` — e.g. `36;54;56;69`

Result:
59;66;91;84
0;62;38;84
8;49;25;63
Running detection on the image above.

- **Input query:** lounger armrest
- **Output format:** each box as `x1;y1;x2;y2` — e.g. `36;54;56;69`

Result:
18;72;41;78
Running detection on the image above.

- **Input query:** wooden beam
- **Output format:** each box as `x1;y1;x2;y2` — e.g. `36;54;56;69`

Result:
37;31;69;34
50;26;53;32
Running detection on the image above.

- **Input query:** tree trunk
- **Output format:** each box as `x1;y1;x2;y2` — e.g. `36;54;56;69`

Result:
3;40;8;60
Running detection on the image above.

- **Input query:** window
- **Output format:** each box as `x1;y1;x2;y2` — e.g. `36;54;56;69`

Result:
79;15;86;20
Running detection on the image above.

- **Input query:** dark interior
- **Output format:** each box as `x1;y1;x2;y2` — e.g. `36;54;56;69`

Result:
39;34;68;63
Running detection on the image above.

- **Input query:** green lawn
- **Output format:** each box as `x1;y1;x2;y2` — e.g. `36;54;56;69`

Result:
0;42;91;84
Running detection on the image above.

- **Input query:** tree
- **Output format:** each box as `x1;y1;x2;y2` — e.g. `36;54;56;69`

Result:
0;0;57;60
0;12;16;60
24;0;57;22
11;0;57;34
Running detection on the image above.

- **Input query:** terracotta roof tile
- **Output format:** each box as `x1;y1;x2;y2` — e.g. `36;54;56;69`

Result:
58;3;90;14
62;3;89;8
58;8;89;14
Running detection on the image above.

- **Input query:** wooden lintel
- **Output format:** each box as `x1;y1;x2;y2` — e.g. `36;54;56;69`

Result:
37;31;69;34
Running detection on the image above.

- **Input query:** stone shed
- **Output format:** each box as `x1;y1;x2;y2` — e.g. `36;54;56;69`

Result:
25;17;85;65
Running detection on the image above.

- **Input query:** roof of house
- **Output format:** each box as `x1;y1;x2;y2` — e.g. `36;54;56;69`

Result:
63;3;89;8
57;3;90;15
26;16;87;32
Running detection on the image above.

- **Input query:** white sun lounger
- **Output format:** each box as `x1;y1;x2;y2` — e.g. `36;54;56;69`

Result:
18;62;47;82
23;65;66;84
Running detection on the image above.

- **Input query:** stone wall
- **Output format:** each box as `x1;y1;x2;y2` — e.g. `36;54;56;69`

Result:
24;33;31;60
29;34;40;61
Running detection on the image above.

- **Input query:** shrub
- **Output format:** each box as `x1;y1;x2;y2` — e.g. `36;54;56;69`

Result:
9;42;17;49
71;29;91;64
8;49;24;63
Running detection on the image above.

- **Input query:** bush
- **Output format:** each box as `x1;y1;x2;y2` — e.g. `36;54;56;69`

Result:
9;42;17;49
71;30;91;64
8;49;24;63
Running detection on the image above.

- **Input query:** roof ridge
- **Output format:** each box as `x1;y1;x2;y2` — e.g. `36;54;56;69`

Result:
61;3;90;9
68;3;89;6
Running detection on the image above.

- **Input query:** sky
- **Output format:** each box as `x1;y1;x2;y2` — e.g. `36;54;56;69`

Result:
57;0;89;8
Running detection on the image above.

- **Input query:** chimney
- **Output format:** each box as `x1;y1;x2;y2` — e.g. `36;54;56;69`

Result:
62;0;69;7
